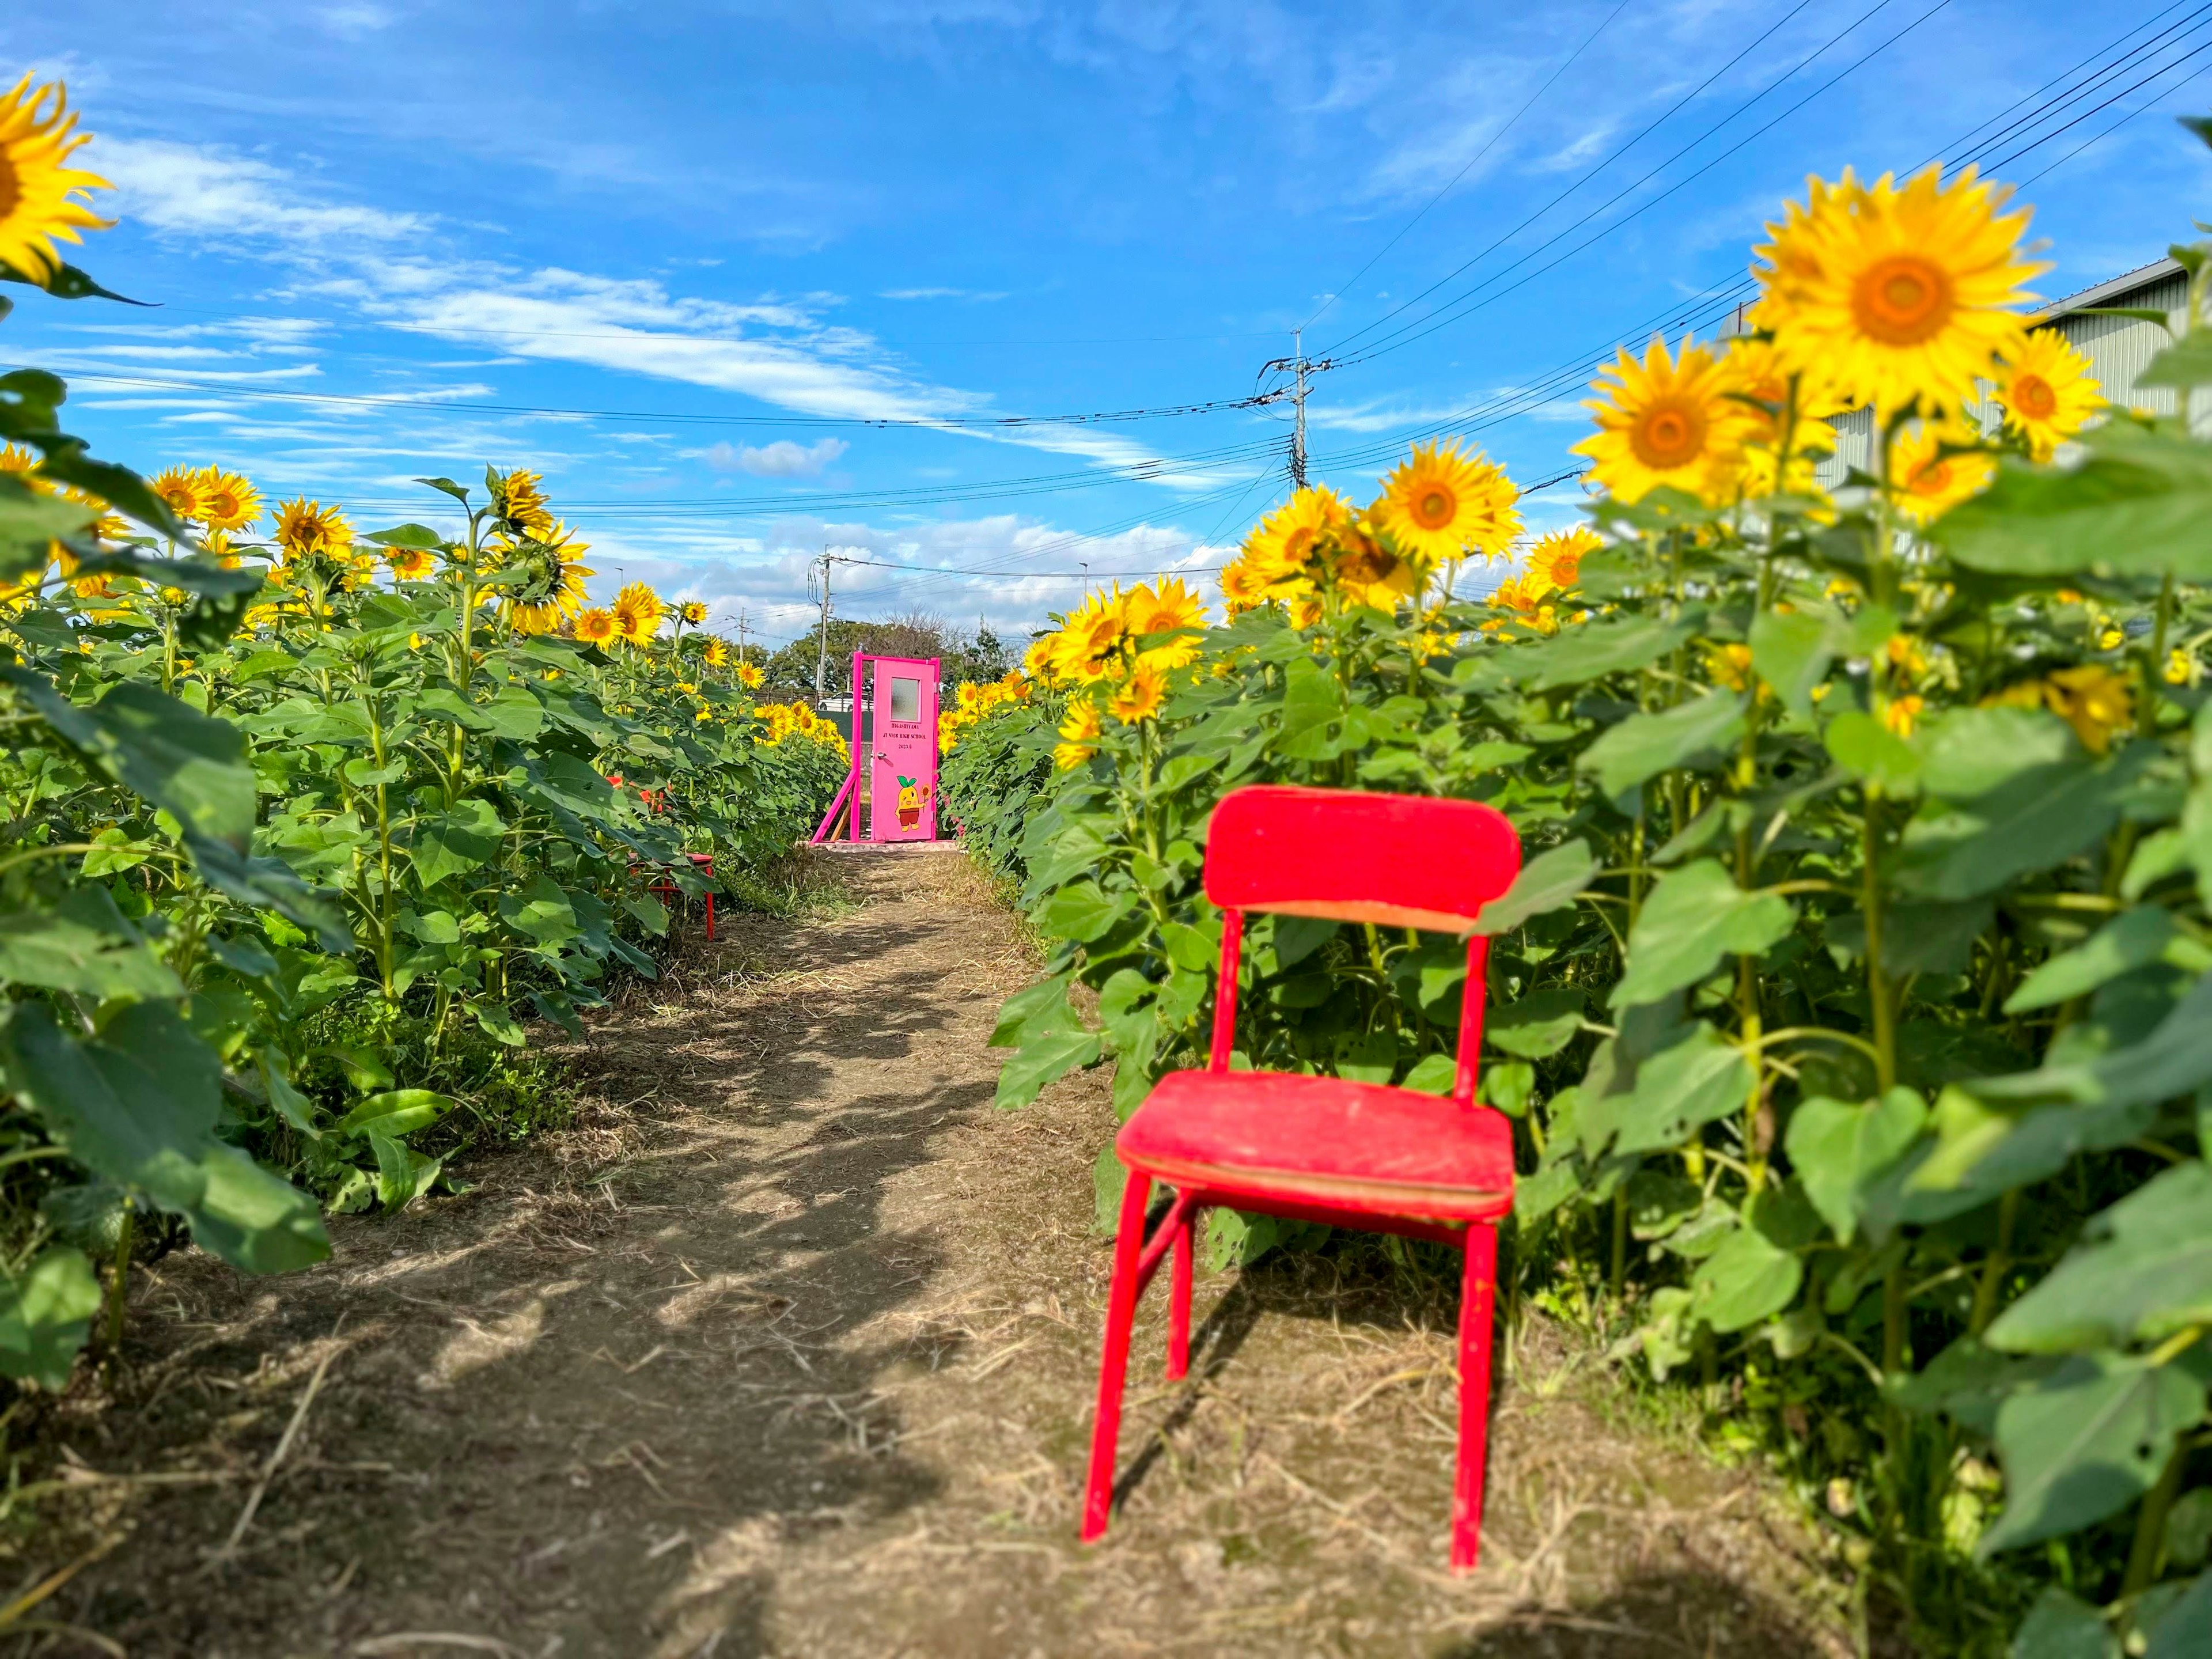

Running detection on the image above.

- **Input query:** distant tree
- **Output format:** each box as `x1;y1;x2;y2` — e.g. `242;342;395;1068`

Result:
764;609;1021;701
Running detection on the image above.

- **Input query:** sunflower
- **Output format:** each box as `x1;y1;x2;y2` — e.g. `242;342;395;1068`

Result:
676;599;709;627
200;528;242;571
0;76;113;287
272;497;350;558
1054;586;1136;683
1329;518;1420;610
502;524;593;635
1055;696;1104;770
1574;335;1753;504
488;467;555;538
1127;577;1206;669
2042;664;2134;754
1722;334;1846;460
611;581;664;645
385;544;439;582
195;468;262;532
1755;165;2045;416
738;661;764;689
575;607;618;646
1022;632;1064;684
1525;525;1601;595
1108;661;1168;724
1217;555;1277;618
1247;486;1355;582
1994;329;2104;461
150;466;203;524
1482;574;1558;637
1375;441;1520;565
702;638;731;668
1888;418;1995;527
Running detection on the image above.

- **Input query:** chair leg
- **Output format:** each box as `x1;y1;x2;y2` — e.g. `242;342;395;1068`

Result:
1081;1168;1153;1543
704;891;715;941
1165;1203;1195;1381
1452;1221;1501;1572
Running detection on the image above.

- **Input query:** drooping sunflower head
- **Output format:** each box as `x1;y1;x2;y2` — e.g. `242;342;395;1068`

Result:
1054;586;1135;683
1247;485;1354;583
150;466;203;524
1218;554;1275;617
1375;441;1520;566
611;580;664;645
1755;164;2046;417
1327;517;1419;611
0;75;114;287
1525;525;1601;596
702;637;731;668
1889;416;1997;528
1107;661;1168;725
1574;334;1753;505
487;467;556;539
385;543;440;582
195;468;262;532
1054;694;1104;769
1722;334;1844;452
676;599;710;627
575;607;618;646
1995;328;2104;461
502;523;593;635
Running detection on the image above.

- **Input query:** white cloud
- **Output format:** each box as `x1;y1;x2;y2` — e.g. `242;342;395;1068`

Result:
701;437;850;477
95;138;429;247
879;286;1011;302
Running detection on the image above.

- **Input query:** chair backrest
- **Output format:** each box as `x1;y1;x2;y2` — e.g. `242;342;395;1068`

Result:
1201;786;1523;1106
1205;785;1522;933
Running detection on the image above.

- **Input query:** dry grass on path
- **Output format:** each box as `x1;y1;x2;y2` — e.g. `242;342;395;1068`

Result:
7;850;1858;1657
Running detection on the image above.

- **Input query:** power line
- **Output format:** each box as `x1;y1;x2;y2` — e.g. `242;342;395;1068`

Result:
1935;0;2212;173
53;369;1289;430
1298;0;1634;335
2017;51;2212;183
1332;0;1957;370
1316;0;1831;362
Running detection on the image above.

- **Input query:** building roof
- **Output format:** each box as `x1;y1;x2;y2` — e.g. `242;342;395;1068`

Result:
2035;256;2185;321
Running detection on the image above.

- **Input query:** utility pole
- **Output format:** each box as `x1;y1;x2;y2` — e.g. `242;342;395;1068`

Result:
813;548;834;703
1263;332;1332;494
737;606;749;666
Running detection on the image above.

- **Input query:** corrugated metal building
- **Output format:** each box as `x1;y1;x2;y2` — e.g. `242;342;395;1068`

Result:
1817;256;2191;480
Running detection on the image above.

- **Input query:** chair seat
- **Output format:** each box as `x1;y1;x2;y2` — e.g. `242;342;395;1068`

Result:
1118;1069;1515;1223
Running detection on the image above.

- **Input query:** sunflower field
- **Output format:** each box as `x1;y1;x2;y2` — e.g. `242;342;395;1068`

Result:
946;132;2212;1654
0;75;843;1399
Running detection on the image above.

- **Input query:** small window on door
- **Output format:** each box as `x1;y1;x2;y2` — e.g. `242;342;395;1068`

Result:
890;677;921;722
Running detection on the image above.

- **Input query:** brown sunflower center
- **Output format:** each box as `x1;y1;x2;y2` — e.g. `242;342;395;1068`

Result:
1412;486;1456;529
1631;399;1708;470
206;488;239;520
2013;373;2058;419
1854;255;1955;346
0;156;18;218
1281;526;1320;565
1914;460;1953;495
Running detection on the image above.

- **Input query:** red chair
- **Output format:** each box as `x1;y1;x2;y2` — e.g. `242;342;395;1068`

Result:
648;851;717;941
1080;784;1522;1571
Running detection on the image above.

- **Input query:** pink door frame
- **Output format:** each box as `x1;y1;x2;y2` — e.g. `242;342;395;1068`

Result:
809;652;941;844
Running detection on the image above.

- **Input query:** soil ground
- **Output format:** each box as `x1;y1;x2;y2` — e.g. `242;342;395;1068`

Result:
13;851;1859;1657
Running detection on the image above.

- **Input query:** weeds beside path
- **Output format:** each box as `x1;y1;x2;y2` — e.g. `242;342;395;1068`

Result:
23;853;1856;1657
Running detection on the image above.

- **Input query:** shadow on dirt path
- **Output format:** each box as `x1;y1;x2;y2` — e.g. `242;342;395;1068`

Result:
29;851;1859;1658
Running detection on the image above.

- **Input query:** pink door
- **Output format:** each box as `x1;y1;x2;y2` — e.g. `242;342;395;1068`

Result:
868;657;938;842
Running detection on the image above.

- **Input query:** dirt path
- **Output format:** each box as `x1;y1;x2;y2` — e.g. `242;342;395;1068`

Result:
31;853;1855;1657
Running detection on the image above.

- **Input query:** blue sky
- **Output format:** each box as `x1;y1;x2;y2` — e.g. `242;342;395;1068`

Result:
7;1;2212;652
